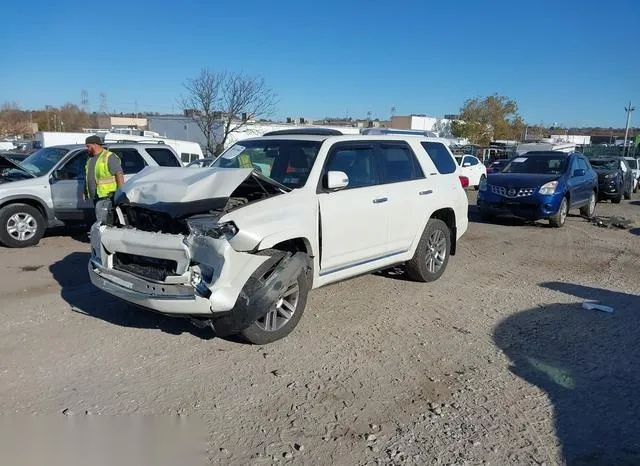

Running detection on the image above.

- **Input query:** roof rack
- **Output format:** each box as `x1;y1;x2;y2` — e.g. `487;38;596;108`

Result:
360;128;438;137
263;128;343;136
103;139;166;145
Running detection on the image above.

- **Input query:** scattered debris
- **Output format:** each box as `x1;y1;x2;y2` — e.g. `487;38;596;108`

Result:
366;433;378;442
590;216;634;229
20;265;43;272
582;302;614;313
283;451;293;460
294;443;304;452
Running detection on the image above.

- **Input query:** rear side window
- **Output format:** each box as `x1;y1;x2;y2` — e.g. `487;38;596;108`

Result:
110;149;147;174
145;148;180;167
180;153;190;163
379;144;424;183
421;142;457;174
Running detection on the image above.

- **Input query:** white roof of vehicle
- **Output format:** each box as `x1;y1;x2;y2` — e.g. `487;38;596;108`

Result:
238;134;453;144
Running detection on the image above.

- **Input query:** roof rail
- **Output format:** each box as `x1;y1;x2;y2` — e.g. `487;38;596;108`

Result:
263;128;343;136
103;139;166;145
360;128;438;137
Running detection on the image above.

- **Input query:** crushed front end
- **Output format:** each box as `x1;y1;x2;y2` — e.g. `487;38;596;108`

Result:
87;167;298;336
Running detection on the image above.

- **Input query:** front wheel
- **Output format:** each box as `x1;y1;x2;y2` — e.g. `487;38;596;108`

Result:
406;219;451;282
612;195;622;204
549;197;568;228
239;250;311;345
580;191;597;218
0;204;46;248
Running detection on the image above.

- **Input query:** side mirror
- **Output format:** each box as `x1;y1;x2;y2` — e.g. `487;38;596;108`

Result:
326;171;349;190
573;169;586;177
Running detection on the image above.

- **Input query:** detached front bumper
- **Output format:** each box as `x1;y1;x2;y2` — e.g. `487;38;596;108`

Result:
477;190;562;220
88;224;270;316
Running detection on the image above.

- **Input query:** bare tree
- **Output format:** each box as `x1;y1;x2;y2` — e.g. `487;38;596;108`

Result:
180;69;222;156
181;69;277;156
0;102;31;138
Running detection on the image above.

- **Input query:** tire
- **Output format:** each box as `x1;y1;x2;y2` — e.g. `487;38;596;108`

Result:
0;203;46;248
612;195;622;204
633;181;638;194
549;197;568;228
580;191;597;218
239;249;311;345
474;175;486;191
405;219;451;283
624;186;631;200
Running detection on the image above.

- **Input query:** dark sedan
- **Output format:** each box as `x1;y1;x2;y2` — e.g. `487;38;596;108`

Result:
589;157;634;203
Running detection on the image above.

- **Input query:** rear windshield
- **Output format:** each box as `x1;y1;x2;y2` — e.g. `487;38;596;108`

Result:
212;139;322;188
502;155;568;175
590;159;618;170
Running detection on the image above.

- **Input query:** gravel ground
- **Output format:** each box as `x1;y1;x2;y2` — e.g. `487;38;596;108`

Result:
0;192;639;465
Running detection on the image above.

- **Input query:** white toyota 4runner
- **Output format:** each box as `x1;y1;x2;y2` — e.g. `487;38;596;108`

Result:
88;129;468;344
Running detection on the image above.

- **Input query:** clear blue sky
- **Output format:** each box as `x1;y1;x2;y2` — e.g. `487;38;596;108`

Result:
2;0;638;127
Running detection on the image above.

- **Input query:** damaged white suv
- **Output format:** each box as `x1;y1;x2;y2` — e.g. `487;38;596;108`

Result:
89;129;468;344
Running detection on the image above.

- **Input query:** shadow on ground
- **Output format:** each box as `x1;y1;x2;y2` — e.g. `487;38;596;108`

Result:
494;282;640;465
630;201;640;207
49;252;214;339
44;226;91;244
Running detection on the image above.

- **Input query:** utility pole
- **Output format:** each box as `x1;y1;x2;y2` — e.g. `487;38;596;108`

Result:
623;101;635;156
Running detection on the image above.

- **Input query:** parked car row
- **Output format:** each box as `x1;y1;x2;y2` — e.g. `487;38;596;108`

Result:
477;151;637;228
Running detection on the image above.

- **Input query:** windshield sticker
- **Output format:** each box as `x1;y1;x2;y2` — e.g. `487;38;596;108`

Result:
512;157;528;163
222;145;246;160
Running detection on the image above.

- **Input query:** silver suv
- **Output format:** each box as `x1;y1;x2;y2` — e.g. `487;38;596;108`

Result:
0;143;182;248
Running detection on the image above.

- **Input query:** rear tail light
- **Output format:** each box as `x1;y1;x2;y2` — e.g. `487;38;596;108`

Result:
459;176;469;188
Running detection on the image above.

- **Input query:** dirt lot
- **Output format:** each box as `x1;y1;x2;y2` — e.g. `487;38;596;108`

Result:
1;193;639;465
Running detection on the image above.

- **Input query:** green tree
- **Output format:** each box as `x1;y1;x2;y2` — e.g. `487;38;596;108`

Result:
455;94;524;145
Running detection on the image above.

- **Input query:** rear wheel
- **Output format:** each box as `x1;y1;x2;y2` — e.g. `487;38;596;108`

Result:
580;191;597;218
406;219;451;282
0;204;46;248
549;197;568;228
239;250;310;345
624;186;632;200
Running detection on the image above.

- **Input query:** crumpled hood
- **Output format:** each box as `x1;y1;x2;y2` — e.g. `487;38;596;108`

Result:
0;154;35;178
119;166;255;205
487;173;559;187
113;166;288;218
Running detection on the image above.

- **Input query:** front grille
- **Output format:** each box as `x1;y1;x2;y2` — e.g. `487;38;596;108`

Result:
119;205;189;235
490;185;536;198
113;252;178;281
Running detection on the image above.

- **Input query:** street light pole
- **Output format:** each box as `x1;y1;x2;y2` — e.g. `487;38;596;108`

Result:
623;101;635;156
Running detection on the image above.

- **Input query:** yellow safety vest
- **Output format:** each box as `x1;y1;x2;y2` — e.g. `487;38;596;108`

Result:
86;149;120;198
238;153;252;169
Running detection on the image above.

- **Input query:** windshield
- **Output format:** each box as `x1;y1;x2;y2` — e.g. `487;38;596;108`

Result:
590;159;618;170
9;147;70;177
212;139;323;188
502;155;568;175
626;159;637;169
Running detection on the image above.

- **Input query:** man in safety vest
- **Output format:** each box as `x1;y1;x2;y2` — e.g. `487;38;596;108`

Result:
83;135;124;204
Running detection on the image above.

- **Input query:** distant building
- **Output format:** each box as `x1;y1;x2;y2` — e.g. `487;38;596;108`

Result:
97;116;147;130
549;134;591;145
390;115;439;132
148;115;208;149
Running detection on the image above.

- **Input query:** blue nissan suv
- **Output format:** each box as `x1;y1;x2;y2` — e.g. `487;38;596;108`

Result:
477;151;598;228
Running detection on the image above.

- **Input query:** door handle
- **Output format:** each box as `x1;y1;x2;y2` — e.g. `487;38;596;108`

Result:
419;190;433;196
373;197;388;204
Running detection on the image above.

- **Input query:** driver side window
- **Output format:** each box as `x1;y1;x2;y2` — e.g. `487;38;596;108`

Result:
57;151;88;180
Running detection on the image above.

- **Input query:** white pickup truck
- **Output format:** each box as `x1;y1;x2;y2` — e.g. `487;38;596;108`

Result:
88;129;469;344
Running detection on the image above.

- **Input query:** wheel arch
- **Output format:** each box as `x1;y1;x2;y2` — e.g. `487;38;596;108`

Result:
430;207;457;256
0;196;50;222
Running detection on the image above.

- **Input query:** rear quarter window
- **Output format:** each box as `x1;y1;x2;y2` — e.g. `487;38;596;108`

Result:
145;148;181;167
420;142;457;174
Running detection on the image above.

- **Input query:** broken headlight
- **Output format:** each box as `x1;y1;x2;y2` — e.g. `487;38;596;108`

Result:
187;217;238;240
95;198;114;225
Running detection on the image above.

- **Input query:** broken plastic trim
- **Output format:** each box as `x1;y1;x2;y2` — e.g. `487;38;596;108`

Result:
211;252;308;337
